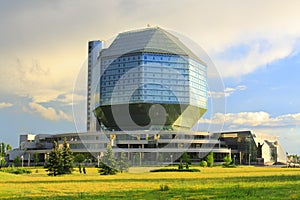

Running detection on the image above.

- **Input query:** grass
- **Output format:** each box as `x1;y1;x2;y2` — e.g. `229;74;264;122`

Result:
0;166;300;199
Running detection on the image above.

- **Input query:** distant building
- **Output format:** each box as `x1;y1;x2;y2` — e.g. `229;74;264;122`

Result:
10;130;286;166
218;131;287;165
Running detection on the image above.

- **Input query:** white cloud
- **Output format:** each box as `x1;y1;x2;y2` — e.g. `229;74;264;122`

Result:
214;37;296;77
209;85;246;99
200;111;300;127
57;93;86;106
0;58;83;105
27;102;73;122
0;1;299;103
0;102;13;109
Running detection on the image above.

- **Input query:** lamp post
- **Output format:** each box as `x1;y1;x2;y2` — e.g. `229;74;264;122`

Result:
97;155;100;168
233;154;236;165
170;154;173;165
21;155;24;167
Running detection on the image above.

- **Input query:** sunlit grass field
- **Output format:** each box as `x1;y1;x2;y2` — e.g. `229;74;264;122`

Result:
1;166;300;199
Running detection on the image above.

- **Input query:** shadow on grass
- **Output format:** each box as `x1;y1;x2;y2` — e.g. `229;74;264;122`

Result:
5;181;300;200
4;174;300;185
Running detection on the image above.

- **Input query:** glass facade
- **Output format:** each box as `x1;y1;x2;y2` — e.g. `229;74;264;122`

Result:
94;27;208;130
100;52;207;108
87;40;103;131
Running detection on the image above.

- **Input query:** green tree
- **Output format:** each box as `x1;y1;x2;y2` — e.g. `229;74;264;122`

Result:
206;152;214;167
118;152;129;173
74;154;85;164
6;144;12;152
0;142;6;156
62;138;74;174
0;156;6;168
98;145;118;175
47;141;63;176
33;152;39;167
200;160;207;167
74;154;85;174
182;152;191;169
223;154;232;167
13;156;21;167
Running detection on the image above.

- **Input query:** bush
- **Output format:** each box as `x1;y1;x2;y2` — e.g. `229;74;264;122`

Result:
206;152;214;167
200;160;207;167
223;154;232;167
1;167;32;174
159;184;170;191
178;163;183;170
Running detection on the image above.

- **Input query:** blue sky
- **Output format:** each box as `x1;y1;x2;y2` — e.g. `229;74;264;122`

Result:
0;0;299;154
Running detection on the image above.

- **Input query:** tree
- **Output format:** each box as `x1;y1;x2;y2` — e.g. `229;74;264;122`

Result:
223;154;232;167
47;141;63;176
74;154;85;164
62;138;74;174
13;156;21;167
0;156;6;168
98;145;118;175
75;154;85;174
0;142;6;156
1;142;12;157
46;139;74;176
6;144;12;152
33;152;39;167
182;152;191;169
206;152;214;167
118;152;129;173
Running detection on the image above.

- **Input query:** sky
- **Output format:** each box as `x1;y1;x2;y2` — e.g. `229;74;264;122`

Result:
0;0;299;154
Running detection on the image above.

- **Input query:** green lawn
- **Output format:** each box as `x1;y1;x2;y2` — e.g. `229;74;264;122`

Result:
0;166;300;199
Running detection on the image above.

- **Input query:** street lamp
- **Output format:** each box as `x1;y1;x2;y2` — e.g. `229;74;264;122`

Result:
233;154;236;165
21;155;24;167
97;155;100;168
170;155;173;165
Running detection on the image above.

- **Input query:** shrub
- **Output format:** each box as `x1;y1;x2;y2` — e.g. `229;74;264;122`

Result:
185;163;189;169
206;152;214;167
1;167;32;174
178;163;183;170
223;154;233;167
159;184;170;191
200;160;207;167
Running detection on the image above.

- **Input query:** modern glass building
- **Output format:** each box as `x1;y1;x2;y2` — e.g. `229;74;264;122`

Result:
87;40;104;131
94;27;207;131
7;27;287;167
